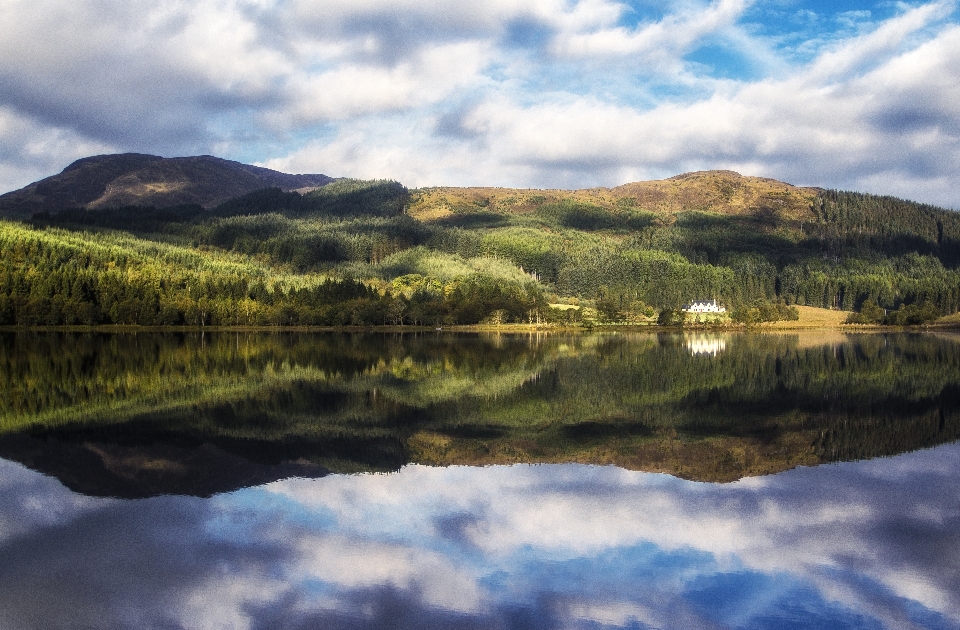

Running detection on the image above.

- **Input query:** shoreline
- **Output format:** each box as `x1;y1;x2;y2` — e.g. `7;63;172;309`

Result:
2;322;959;334
1;305;957;333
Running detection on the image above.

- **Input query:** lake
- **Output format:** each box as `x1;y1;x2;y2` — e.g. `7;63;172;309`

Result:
0;330;958;629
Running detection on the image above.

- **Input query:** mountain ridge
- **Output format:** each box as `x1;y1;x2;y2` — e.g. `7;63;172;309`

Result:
0;154;833;223
0;153;336;219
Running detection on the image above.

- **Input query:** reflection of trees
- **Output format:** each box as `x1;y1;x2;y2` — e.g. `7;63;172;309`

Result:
413;332;960;479
1;332;959;484
0;332;552;434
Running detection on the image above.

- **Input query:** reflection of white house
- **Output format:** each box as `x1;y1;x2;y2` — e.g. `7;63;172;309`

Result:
682;299;726;313
685;334;727;356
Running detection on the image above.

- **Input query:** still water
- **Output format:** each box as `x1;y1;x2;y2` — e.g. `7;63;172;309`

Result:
0;331;958;629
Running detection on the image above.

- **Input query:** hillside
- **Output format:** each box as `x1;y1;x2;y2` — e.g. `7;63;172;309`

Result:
0;153;335;219
1;156;960;328
409;170;819;223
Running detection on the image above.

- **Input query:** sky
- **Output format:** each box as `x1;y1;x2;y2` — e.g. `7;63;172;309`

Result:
1;0;959;207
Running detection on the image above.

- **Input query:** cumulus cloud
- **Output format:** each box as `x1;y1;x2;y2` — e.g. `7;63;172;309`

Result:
271;41;493;126
0;0;290;187
0;0;958;206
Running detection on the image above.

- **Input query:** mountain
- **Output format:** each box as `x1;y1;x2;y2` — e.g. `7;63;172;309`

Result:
0;153;335;219
409;170;820;222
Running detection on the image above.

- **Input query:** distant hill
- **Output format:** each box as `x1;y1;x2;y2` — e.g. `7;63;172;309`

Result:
409;170;820;222
0;153;335;219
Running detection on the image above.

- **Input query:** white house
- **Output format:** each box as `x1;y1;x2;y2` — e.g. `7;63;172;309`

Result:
682;299;726;313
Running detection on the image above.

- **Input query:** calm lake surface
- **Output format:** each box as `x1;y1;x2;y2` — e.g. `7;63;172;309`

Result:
1;330;958;629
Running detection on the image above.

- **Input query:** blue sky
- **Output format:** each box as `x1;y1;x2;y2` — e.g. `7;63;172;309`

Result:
1;0;959;206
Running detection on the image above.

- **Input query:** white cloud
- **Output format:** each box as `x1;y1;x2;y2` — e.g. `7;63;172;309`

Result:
551;0;749;63
272;42;492;125
0;0;958;207
806;1;953;81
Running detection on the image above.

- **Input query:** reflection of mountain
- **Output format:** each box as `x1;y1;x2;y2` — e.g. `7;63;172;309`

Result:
0;431;330;499
1;331;959;495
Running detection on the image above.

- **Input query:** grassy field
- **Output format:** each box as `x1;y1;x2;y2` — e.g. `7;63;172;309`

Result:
764;306;850;329
934;312;960;326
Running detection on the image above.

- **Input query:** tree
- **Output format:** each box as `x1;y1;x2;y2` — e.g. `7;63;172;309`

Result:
658;308;683;326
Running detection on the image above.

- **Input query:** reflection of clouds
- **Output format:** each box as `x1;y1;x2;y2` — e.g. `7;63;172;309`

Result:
1;446;958;629
268;452;960;627
0;493;286;629
0;459;107;544
569;601;660;629
287;532;485;613
182;574;288;630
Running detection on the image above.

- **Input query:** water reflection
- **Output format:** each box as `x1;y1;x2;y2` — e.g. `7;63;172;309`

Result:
1;331;959;495
684;332;727;356
1;443;957;630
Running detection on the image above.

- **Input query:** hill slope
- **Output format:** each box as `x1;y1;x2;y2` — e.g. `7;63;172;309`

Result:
409;170;819;222
0;153;335;218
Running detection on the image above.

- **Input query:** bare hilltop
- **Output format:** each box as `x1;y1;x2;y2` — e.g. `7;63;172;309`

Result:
410;170;819;223
0;153;334;219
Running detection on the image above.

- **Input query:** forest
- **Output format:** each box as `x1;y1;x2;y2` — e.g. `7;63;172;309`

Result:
2;174;960;327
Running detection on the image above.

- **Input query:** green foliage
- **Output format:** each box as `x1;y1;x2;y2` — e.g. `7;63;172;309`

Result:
845;298;886;324
479;228;570;283
0;221;392;326
779;253;958;314
810;189;960;266
214;180;410;218
595;290;621;322
372;247;531;284
731;299;799;325
535;200;654;231
186;213;432;270
31;204;205;233
657;308;683;326
665;211;799;265
883;301;941;326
